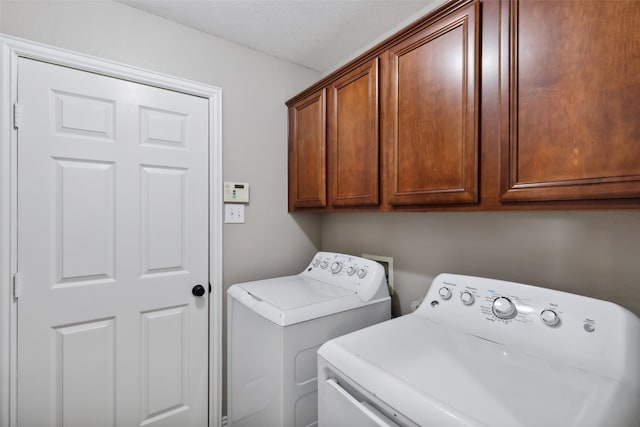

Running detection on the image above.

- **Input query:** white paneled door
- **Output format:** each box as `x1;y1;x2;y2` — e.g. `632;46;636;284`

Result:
16;58;209;426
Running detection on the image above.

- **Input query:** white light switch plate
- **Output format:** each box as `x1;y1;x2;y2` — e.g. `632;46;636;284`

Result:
225;204;245;223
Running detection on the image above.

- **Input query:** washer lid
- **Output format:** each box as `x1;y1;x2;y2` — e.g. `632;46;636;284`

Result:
238;275;354;309
319;314;640;427
228;275;371;326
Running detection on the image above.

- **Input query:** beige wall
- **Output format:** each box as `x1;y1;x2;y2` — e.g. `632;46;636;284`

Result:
321;211;640;317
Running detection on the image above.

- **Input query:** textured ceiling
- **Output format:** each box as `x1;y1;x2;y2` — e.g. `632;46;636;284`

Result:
116;0;445;73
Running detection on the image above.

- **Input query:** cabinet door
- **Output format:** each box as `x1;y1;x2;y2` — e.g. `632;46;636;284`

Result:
327;58;379;207
288;89;326;210
500;0;640;202
384;3;479;206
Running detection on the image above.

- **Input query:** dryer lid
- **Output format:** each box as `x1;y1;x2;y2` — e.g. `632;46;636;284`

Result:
319;314;640;427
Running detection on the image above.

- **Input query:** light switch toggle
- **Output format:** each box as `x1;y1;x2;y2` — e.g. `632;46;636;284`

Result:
225;204;245;223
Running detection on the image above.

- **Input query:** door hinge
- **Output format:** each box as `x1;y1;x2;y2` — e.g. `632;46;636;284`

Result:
13;272;22;300
13;103;21;129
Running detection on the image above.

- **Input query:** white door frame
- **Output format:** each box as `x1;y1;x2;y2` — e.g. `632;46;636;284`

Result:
0;34;223;427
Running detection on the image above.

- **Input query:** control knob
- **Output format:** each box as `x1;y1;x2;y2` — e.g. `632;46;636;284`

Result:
460;291;475;306
492;297;517;319
540;309;560;326
439;287;452;300
346;266;356;276
312;259;320;267
320;260;328;269
356;268;367;279
330;262;342;274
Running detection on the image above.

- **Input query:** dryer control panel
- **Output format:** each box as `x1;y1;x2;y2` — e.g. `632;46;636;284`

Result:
302;252;389;302
417;273;640;388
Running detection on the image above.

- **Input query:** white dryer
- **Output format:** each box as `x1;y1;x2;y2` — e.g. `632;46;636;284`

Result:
318;273;640;427
227;252;391;427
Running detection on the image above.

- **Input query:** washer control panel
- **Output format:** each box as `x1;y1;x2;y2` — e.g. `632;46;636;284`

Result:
418;273;640;385
302;252;389;302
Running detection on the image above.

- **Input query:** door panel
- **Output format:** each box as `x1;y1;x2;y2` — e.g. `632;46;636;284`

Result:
55;158;116;284
53;90;116;140
17;57;209;426
140;305;189;424
383;3;479;206
288;89;327;209
327;58;379;207
499;0;640;201
141;166;187;274
54;318;116;427
140;107;188;148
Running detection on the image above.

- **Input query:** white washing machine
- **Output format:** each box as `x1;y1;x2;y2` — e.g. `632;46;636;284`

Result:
318;273;640;427
227;252;391;427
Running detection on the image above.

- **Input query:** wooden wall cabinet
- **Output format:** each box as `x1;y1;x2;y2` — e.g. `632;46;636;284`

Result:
287;0;640;212
328;58;379;207
383;3;479;206
499;0;640;202
288;59;380;211
288;89;326;210
287;1;477;212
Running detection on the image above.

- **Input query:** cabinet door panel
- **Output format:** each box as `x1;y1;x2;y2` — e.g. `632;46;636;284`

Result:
500;0;640;201
385;3;478;206
288;89;326;209
328;58;379;207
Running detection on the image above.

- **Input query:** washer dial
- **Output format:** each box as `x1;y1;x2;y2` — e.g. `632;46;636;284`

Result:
460;291;475;306
439;287;452;300
330;262;342;274
540;309;560;326
492;297;517;319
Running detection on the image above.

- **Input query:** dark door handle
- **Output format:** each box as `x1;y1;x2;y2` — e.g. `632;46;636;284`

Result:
192;284;206;297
